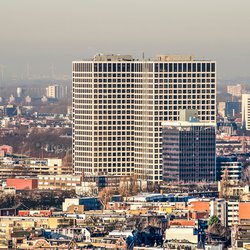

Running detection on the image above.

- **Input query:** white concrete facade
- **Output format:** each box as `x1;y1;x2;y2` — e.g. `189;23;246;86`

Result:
72;54;216;182
242;94;250;130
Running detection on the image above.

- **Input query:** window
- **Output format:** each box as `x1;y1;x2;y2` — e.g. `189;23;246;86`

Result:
192;63;196;72
197;63;201;72
155;63;159;72
169;64;173;72
211;63;215;72
174;63;177;72
103;63;107;72
207;63;211;72
202;63;206;72
94;63;98;72
108;63;111;72
117;63;121;72
183;63;187;72
178;63;182;71
98;63;102;72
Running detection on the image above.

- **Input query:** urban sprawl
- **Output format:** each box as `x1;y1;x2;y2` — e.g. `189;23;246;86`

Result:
0;54;250;249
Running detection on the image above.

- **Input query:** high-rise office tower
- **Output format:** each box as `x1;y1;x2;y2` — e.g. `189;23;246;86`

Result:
162;110;216;183
242;94;250;130
72;54;216;182
72;55;134;176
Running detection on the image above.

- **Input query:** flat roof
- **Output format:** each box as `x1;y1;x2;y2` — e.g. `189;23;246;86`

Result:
73;54;215;63
162;121;216;127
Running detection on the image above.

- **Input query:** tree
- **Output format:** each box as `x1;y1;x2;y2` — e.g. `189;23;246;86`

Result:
242;165;250;184
129;175;140;196
119;177;128;197
0;194;15;209
99;187;113;209
208;215;220;226
207;215;231;242
119;175;140;199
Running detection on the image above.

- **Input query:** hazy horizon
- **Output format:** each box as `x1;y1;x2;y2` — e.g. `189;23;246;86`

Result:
1;0;250;81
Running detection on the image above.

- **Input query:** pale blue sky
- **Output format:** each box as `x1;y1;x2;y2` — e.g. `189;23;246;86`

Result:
0;0;250;80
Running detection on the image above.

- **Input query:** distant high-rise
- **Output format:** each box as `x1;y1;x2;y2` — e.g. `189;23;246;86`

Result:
17;87;24;98
46;84;67;99
162;111;216;183
242;94;250;130
72;54;216;182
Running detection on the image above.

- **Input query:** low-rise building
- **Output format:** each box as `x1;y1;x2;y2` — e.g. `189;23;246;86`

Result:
38;175;81;190
218;181;250;198
210;199;250;228
188;200;210;220
6;178;38;190
216;156;242;182
231;223;250;249
0;145;13;155
46;227;91;242
210;199;228;227
62;198;102;211
210;199;239;227
165;226;198;244
0;157;71;181
239;202;250;224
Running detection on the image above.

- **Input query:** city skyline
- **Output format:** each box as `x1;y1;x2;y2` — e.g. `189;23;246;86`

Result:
0;0;250;81
1;1;250;248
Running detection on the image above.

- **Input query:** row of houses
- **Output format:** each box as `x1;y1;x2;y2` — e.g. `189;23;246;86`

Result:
1;193;250;249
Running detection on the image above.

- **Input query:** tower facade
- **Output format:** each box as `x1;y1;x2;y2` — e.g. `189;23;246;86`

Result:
72;55;134;176
72;54;216;182
162;120;216;183
242;94;250;130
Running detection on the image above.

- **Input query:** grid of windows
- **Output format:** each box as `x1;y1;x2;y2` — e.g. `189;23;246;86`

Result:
242;94;250;130
162;123;216;183
72;55;216;182
133;61;216;183
72;61;134;176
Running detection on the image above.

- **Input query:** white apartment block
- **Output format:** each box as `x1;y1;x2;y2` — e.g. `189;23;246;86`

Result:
210;199;239;227
210;199;228;227
46;85;59;98
227;201;239;227
46;84;67;99
242;94;250;130
72;54;216;182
